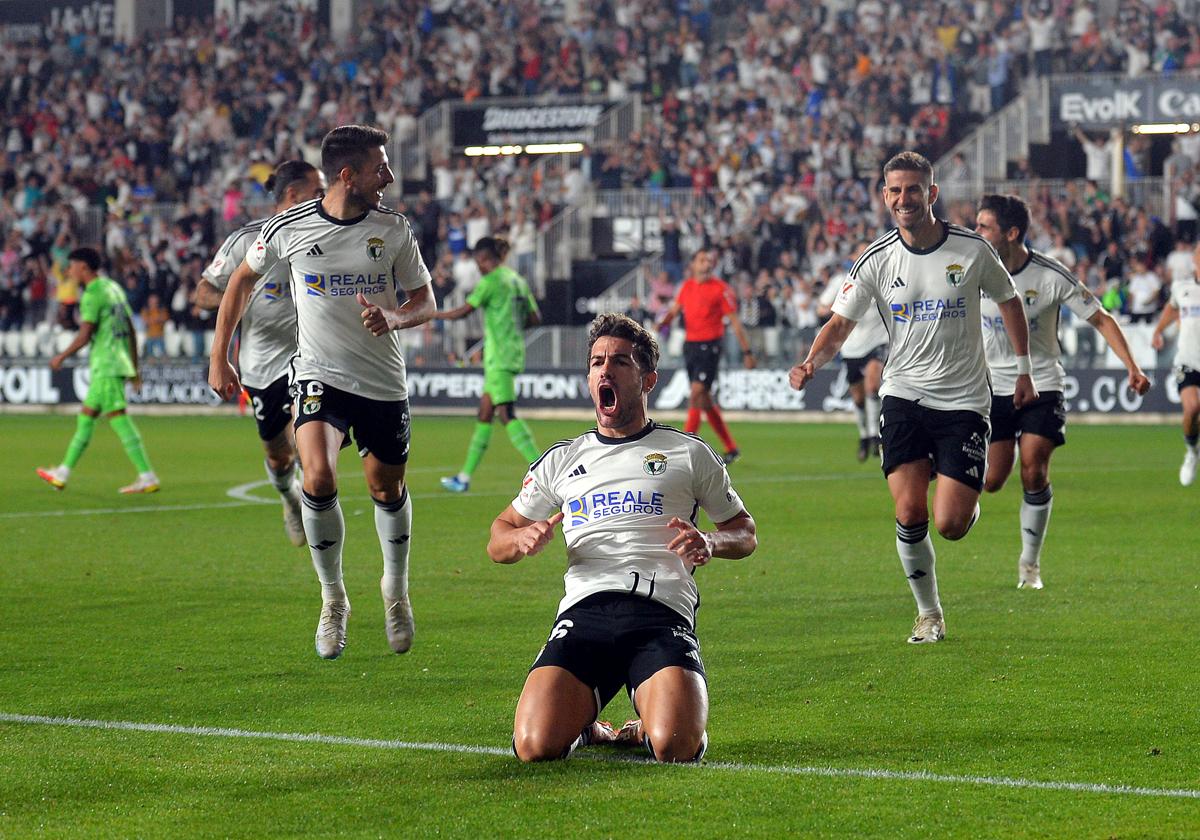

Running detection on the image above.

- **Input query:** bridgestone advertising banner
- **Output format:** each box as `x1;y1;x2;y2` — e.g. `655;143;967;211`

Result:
0;364;1183;415
1050;76;1200;129
450;101;609;148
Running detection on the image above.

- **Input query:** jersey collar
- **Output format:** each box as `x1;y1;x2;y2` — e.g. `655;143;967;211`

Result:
316;203;370;226
1011;250;1035;277
898;219;949;255
591;421;655;444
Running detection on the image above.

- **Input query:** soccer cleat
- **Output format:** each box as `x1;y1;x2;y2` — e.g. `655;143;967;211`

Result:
119;473;160;494
908;611;945;644
315;599;350;659
613;718;645;748
1180;450;1198;487
282;487;306;547
580;720;618;747
721;448;741;466
856;438;870;462
1018;561;1043;590
381;578;414;654
440;475;469;493
36;466;67;490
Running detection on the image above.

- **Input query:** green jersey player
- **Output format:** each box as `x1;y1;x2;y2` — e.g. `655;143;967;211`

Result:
436;236;541;492
37;247;159;494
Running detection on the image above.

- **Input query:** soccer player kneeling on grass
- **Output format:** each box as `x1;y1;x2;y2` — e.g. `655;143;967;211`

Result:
488;313;756;762
37;247;160;495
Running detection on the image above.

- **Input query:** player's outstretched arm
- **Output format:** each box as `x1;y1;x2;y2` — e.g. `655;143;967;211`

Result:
997;296;1039;409
358;283;436;336
727;313;757;369
1150;304;1179;351
433;302;476;322
207;259;261;400
50;321;96;370
1087;310;1151;395
789;313;857;390
666;511;756;566
656;300;681;332
488;505;564;564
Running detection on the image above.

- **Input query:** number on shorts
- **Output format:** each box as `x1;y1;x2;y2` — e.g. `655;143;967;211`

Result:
548;619;573;641
251;396;265;421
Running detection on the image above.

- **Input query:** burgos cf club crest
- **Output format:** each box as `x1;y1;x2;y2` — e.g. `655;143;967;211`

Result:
366;237;386;261
1024;288;1039;308
945;263;965;287
643;453;667;475
567;496;589;527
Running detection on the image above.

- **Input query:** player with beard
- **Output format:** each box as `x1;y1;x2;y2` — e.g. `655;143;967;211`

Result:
209;125;435;660
489;313;756;762
790;152;1035;644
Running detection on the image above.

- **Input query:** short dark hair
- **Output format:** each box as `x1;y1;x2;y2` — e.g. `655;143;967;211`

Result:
320;125;389;184
67;246;102;272
587;313;660;373
472;236;510;261
265;160;319;202
883;151;934;181
978;194;1031;241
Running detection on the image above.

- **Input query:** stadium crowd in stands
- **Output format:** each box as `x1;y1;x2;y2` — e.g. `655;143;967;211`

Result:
1;0;1199;362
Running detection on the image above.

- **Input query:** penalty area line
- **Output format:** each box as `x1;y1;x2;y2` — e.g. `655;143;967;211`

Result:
2;712;1197;801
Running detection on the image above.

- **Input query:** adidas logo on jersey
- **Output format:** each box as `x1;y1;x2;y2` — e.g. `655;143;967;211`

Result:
568;464;587;477
891;276;906;289
306;243;324;257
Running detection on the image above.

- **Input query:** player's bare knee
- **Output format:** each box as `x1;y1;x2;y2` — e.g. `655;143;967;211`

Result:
303;469;337;497
983;474;1006;494
937;518;969;541
512;729;568;763
644;724;705;763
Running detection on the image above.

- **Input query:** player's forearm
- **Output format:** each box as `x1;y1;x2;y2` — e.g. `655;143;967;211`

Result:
57;333;89;361
803;316;855;370
435;304;472;321
709;512;757;559
194;280;224;312
210;272;254;361
1090;312;1139;372
487;519;526;564
1151;306;1178;341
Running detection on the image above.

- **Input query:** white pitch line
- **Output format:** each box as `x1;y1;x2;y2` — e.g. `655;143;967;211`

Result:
1;712;1197;801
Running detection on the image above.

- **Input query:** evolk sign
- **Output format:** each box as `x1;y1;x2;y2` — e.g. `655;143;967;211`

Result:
1052;75;1200;129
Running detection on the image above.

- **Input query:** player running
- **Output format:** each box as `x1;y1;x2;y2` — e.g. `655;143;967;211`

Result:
817;242;890;461
195;160;327;546
436;235;541;492
36;247;160;494
209;125;435;659
657;249;755;464
790;152;1035;644
490;313;756;762
975;194;1149;589
1152;241;1200;486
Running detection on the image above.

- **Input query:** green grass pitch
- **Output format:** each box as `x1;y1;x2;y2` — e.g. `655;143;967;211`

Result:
1;412;1198;837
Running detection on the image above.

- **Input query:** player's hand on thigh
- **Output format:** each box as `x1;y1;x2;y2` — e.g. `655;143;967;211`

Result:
666;516;713;566
1013;375;1038;409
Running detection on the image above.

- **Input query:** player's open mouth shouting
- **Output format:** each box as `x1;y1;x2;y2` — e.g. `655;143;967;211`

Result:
597;381;618;417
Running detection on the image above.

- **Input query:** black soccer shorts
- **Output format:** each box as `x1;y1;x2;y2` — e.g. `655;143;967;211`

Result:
244;375;293;442
990;391;1067;447
880;395;991;492
530;591;707;718
843;344;887;386
1177;366;1200;392
683;340;722;386
292;379;411;465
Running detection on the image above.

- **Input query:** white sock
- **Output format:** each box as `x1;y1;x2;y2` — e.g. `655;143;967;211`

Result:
896;520;941;615
302;489;346;602
375;486;412;598
265;458;297;494
456;471;470;484
865;393;881;438
1019;485;1053;566
853;402;870;438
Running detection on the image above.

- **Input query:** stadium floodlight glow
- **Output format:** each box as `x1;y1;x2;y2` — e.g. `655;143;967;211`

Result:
463;145;525;156
523;143;586;154
1131;123;1197;135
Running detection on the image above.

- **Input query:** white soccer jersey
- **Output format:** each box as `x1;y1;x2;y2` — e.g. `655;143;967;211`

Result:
819;271;889;358
832;223;1018;415
511;422;746;628
981;249;1102;395
1168;277;1200;371
203;218;297;389
246;199;432;401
